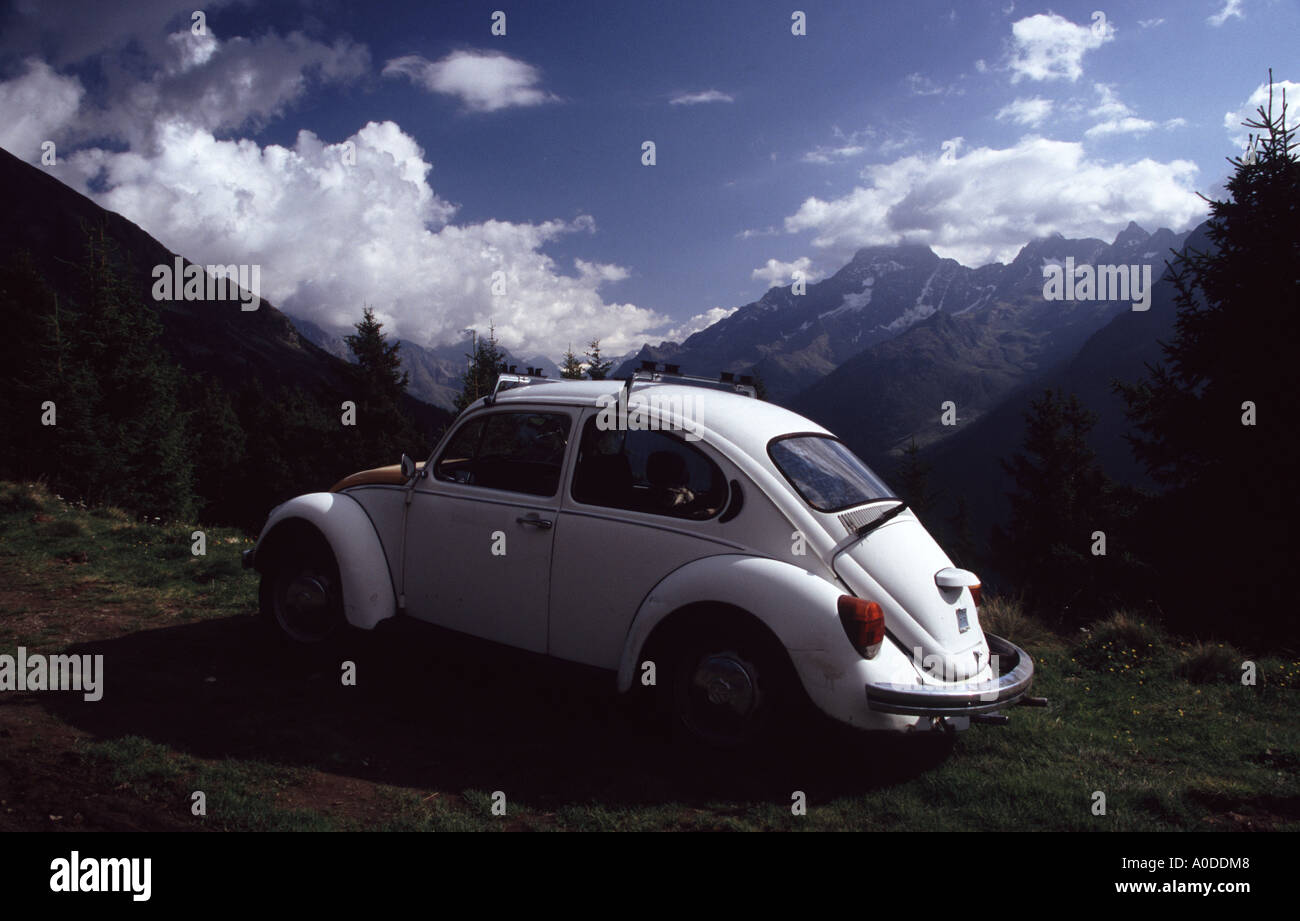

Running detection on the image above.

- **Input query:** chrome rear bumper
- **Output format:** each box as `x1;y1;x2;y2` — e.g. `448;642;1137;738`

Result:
865;634;1034;717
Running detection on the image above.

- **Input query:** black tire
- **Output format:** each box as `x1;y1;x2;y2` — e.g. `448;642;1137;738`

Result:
259;538;346;647
664;615;803;752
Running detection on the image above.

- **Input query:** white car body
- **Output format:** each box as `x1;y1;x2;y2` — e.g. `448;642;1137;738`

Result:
247;373;1033;737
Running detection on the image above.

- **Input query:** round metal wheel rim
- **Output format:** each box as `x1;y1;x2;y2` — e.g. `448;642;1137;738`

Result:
276;571;334;643
683;651;762;743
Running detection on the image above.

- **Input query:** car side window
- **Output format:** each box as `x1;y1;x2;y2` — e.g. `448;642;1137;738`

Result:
571;416;727;520
435;418;485;484
434;412;571;496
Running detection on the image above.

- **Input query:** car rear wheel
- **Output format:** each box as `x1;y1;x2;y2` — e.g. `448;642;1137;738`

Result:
260;542;345;645
667;618;801;751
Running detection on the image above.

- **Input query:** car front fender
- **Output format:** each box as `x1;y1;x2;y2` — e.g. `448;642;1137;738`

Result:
252;492;397;631
615;554;850;693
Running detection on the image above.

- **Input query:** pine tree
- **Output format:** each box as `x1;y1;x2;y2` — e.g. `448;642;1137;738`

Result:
560;344;585;379
187;376;247;522
341;306;418;467
0;251;59;479
584;338;613;381
993;389;1116;623
1119;75;1298;493
456;325;508;411
346;307;410;402
233;379;340;526
37;227;196;519
1116;73;1298;641
893;437;939;520
945;496;977;570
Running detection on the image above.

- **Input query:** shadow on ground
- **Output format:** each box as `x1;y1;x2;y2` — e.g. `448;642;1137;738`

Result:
43;614;956;809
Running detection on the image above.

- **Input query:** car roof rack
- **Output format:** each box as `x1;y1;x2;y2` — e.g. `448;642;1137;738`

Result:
622;361;758;400
487;370;560;405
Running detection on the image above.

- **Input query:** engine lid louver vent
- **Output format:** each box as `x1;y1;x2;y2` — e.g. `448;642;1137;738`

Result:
838;505;893;536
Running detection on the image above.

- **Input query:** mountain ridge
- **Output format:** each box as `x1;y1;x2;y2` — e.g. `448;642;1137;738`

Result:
618;225;1187;413
918;220;1212;547
0;145;451;436
289;316;563;411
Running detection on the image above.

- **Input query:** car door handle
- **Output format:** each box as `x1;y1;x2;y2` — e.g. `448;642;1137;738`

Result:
516;514;553;530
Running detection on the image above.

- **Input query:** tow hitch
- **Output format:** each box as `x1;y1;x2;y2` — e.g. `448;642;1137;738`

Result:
966;696;1048;728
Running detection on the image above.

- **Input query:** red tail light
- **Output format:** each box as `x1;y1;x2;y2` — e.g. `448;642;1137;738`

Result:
838;596;885;659
970;583;982;606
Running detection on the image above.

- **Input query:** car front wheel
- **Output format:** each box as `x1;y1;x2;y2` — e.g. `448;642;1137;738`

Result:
260;543;345;646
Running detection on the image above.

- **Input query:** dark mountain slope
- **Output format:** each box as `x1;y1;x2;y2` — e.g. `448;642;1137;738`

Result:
0;146;449;435
790;224;1188;461
920;221;1210;545
618;244;1006;402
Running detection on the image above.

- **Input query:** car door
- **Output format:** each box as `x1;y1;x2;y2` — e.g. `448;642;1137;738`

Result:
403;408;574;654
548;410;743;670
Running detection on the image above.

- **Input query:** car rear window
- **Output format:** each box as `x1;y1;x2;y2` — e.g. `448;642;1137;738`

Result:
768;435;894;512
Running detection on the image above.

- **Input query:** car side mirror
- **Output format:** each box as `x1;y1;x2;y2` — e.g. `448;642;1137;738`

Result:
400;453;417;480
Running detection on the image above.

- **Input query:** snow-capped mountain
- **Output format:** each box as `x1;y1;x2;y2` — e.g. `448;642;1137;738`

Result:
622;223;1186;434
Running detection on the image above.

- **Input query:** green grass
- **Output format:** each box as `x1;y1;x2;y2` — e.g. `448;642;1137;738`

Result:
977;592;1062;651
3;480;1297;831
79;736;339;831
0;480;255;657
67;620;1298;832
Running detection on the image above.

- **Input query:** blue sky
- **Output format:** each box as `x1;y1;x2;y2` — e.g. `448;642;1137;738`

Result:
0;0;1293;359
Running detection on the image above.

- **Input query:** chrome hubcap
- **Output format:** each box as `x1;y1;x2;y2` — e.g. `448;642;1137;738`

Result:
279;572;333;641
287;575;328;613
691;654;757;718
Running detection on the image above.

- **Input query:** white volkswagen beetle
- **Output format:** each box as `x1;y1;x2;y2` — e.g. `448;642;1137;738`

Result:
244;367;1035;747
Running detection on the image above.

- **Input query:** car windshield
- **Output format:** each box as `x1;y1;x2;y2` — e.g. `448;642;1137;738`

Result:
768;435;895;513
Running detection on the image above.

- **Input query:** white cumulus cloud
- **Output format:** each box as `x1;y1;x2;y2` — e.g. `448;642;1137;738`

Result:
661;306;738;342
128;30;369;143
783;136;1206;267
752;256;819;287
383;50;558;112
0;0;242;66
59;118;663;358
1085;84;1155;136
2;30;369;153
1223;79;1300;146
0;26;655;359
1086;116;1156;137
1007;13;1115;83
0;59;85;160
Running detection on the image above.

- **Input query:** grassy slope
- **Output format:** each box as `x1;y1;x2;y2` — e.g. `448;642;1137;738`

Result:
0;481;1295;832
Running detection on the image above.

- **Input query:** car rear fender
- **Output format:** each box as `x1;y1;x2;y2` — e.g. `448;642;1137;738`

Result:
616;554;851;693
252;492;396;631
